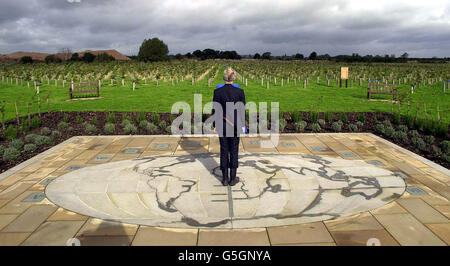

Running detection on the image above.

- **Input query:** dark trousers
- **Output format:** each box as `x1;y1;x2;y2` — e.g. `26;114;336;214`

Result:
219;137;240;170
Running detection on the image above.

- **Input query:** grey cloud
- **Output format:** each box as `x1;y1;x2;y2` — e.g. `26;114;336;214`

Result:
0;0;449;57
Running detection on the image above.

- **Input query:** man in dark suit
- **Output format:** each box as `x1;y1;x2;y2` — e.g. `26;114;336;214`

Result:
212;68;246;186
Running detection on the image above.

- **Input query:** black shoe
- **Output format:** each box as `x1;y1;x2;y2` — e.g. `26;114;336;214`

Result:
228;168;239;186
221;169;228;186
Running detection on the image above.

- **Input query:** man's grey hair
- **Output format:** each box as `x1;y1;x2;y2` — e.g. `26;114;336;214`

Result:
223;68;236;82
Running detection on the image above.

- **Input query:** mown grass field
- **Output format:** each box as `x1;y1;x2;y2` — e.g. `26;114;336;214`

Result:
0;65;449;124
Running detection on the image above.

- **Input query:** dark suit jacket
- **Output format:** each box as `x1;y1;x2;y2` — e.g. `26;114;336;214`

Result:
212;84;246;137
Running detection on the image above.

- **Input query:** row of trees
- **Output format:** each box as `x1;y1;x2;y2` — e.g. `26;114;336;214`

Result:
136;38;242;61
248;52;414;62
43;52;115;64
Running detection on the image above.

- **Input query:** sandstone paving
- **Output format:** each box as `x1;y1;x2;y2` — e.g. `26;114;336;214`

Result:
0;133;447;246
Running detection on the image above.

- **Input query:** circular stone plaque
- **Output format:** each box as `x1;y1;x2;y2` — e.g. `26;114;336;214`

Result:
45;154;405;229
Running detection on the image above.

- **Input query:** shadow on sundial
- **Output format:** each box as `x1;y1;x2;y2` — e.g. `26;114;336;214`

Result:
178;138;223;183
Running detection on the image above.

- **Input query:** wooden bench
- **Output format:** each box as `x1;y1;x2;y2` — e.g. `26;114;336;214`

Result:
367;82;397;100
70;81;100;99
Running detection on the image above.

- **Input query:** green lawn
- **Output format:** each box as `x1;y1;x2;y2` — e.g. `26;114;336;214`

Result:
1;66;449;124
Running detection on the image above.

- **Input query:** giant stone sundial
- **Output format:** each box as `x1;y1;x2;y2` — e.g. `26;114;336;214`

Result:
45;154;406;228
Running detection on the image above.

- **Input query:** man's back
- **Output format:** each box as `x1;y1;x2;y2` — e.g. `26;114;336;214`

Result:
215;68;244;186
213;83;246;137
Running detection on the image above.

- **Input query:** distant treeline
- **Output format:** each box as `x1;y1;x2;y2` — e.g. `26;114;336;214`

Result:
246;52;449;63
130;50;449;63
45;52;115;63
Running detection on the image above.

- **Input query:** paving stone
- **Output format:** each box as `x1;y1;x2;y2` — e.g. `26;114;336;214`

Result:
65;165;85;172
142;140;177;152
92;155;113;162
370;201;408;215
76;218;138;236
175;138;210;155
274;137;310;154
122;148;142;154
267;222;334;245
126;137;153;148
393;172;409;179
0;182;35;201
0;191;53;214
78;236;133;246
241;137;277;153
396;198;448;223
40;178;56;185
101;139;133;154
24;167;58;182
405;186;428;195
421;194;450;206
410;174;448;194
75;150;102;161
374;213;446;246
339;152;358;158
22;192;46;202
20;160;49;173
2;205;58;233
0;233;30;246
419;168;450;185
132;226;198;246
21;221;85;246
331;229;399;246
402;185;450;205
391;162;423;175
110;153;141;162
0;172;30;188
425;223;450;245
198;228;270;246
273;242;336;246
439;190;450;202
0;214;17;231
155;143;170;150
325;212;383;231
433;205;450;219
280;142;295;148
312;146;328;152
366;160;385;166
47;208;88;221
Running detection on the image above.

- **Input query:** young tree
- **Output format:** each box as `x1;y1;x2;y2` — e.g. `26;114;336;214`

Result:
81;52;96;63
45;55;62;64
138;38;169;62
20;56;33;64
262;52;271;60
70;53;80;61
294;53;304;59
95;53;115;62
309;52;317;60
58;48;72;61
192;50;203;58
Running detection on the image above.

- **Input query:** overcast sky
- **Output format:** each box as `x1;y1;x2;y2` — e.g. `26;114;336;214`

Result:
1;0;449;57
